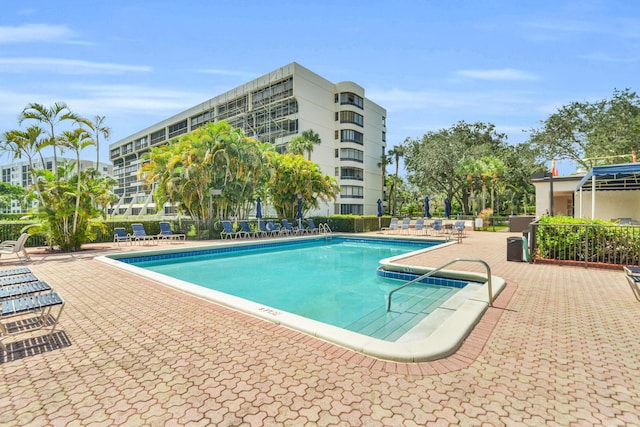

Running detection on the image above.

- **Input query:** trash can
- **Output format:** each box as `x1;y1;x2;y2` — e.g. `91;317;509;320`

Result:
507;236;523;262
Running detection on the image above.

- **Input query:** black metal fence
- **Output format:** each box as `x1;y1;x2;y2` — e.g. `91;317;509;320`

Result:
529;222;640;267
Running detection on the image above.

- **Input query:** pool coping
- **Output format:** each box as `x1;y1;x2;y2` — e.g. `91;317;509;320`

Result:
95;234;506;362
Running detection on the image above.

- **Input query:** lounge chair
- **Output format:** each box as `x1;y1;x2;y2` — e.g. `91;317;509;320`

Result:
0;273;39;286
113;227;132;245
624;266;640;276
625;274;640;302
0;281;52;300
258;221;277;237
0;267;32;277
0;233;31;262
281;219;299;235
131;223;158;245
305;219;320;234
413;218;425;235
221;220;242;239
0;292;65;353
267;220;284;236
400;218;411;234
158;222;186;241
431;219;443;236
381;218;399;233
239;221;259;239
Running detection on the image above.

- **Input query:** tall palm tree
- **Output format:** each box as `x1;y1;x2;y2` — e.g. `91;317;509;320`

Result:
19;102;81;176
0;126;47;206
87;115;111;172
59;128;95;235
377;153;390;211
388;141;406;215
300;129;321;161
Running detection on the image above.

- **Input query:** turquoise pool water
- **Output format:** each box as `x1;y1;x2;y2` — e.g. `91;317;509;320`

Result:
122;237;469;341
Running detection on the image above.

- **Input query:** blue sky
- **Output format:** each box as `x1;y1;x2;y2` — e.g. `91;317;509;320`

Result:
1;0;638;175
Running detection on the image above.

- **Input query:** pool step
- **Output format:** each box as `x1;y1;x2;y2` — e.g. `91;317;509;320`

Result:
345;284;456;341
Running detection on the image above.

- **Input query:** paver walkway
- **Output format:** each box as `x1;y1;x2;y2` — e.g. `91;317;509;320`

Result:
0;230;639;426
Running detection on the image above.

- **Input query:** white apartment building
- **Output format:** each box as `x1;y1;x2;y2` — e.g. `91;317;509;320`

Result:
108;62;387;217
0;157;112;213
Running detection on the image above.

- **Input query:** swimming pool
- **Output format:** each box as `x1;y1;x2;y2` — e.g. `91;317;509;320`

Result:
98;234;505;362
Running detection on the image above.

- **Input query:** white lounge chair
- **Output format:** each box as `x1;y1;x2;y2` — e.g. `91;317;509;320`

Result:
0;233;31;262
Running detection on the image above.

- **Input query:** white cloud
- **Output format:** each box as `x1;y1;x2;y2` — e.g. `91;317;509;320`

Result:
0;24;76;44
191;68;260;79
455;68;539;81
0;58;151;74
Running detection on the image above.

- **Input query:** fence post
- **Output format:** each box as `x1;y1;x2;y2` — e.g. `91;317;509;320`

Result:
584;224;589;269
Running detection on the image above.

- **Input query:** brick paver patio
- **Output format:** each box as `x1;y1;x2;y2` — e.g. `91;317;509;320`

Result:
1;230;639;426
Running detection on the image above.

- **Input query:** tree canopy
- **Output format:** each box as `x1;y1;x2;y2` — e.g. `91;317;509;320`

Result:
529;88;640;169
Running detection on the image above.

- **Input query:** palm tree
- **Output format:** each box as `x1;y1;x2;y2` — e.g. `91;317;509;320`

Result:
300;129;321;161
19;102;81;176
59;128;95;236
388;141;406;215
287;129;322;160
0;126;47;206
87;115;111;172
377;153;390;211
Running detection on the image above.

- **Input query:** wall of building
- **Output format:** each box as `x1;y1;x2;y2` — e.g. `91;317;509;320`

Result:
108;62;387;218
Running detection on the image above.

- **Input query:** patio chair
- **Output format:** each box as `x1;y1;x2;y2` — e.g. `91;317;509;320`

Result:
0;233;31;263
625;274;640;302
431;219;443;236
305;219;320;234
0;281;52;300
158;222;186;241
267;220;284;236
239;220;259;239
0;273;39;286
400;218;411;234
113;227;132;245
624;266;640;276
258;220;277;237
0;267;32;277
381;218;399;233
131;223;158;245
221;220;242;239
281;219;299;236
412;218;426;235
0;292;65;353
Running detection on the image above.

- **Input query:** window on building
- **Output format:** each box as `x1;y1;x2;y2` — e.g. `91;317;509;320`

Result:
339;92;364;109
340;148;363;162
150;129;166;145
335;149;339;158
340;204;363;215
168;120;188;138
340;185;364;199
340;129;364;144
339;111;364;127
340;167;364;181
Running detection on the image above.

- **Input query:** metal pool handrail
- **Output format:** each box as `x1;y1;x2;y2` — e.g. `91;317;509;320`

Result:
386;258;493;312
319;223;332;234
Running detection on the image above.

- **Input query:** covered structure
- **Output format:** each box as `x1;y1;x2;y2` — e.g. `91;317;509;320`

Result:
575;163;640;220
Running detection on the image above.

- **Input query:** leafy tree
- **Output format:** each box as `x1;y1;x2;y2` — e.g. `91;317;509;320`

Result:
404;121;507;215
30;163;104;251
268;153;339;218
139;121;273;223
0;182;26;211
529;88;640;169
18;102;81;175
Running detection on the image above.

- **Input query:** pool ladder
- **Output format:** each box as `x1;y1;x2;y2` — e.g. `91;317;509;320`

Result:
386;258;493;312
319;223;332;234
